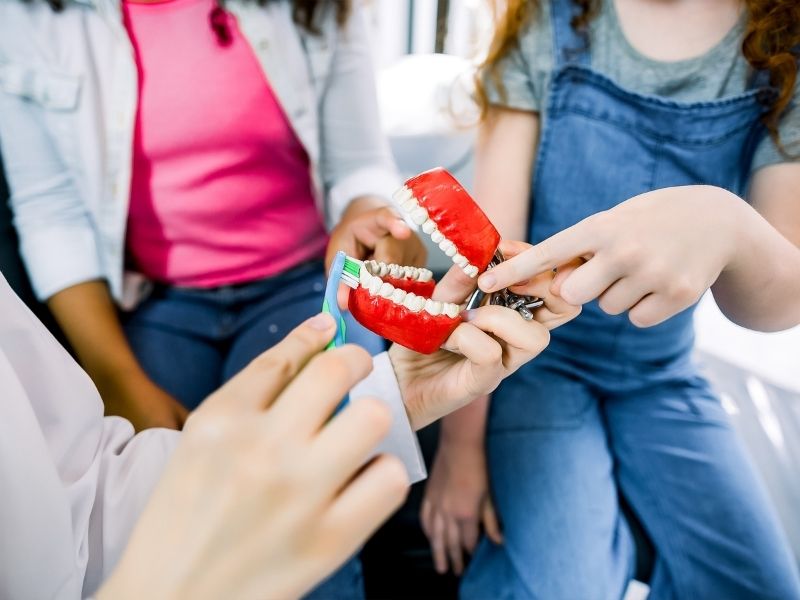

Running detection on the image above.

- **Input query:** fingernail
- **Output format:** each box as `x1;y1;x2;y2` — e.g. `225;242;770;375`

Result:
479;274;496;290
308;313;335;331
463;309;478;322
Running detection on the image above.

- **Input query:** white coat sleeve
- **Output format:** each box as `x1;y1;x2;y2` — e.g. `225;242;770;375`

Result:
350;352;426;483
319;2;403;226
0;274;178;599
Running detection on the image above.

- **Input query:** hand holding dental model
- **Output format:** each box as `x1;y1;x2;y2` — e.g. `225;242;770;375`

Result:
344;168;548;354
479;185;800;332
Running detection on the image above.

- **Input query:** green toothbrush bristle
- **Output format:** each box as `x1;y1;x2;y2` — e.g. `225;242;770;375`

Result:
343;257;361;277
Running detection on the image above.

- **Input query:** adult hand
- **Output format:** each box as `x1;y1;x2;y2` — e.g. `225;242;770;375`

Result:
478;186;745;328
390;266;579;431
326;196;427;271
100;373;189;431
421;437;502;575
98;313;409;600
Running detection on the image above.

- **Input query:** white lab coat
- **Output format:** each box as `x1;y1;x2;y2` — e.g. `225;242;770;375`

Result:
0;275;423;599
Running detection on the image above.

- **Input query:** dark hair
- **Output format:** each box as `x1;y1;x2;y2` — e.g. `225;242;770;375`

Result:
477;0;800;154
37;0;351;39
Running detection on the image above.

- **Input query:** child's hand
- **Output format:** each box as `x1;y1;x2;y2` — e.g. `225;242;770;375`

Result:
496;239;582;330
421;434;502;575
479;186;745;328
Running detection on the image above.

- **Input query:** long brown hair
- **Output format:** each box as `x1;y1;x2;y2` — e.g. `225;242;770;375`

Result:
477;0;800;151
37;0;350;34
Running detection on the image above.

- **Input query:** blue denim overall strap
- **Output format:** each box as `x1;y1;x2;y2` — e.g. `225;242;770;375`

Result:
529;0;776;389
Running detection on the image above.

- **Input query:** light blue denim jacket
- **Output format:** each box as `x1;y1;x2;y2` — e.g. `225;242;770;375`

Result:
0;0;400;305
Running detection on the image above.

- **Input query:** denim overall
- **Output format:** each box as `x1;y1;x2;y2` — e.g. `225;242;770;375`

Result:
462;2;800;599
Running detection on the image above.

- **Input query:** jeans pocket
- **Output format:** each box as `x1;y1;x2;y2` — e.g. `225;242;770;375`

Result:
489;373;595;433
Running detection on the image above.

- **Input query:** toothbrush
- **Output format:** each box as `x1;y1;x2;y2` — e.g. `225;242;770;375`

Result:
321;251;362;409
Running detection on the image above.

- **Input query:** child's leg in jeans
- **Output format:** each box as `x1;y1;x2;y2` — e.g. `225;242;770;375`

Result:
462;365;635;600
606;377;800;600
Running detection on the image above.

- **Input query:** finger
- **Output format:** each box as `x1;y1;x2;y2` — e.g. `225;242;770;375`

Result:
325;454;410;564
207;313;337;412
309;397;393;493
479;220;598;293
446;519;464;575
558;256;624;306
431;512;449;574
442;320;504;365
268;344;373;436
497;239;533;260
432;265;479;304
549;258;585;296
597;276;652;316
628;293;686;329
354;207;409;247
461;306;551;368
481;500;504;545
373;234;427;268
420;499;433;539
460;518;480;554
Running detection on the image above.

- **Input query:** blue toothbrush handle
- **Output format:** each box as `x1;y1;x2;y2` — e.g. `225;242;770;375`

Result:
322;251;350;409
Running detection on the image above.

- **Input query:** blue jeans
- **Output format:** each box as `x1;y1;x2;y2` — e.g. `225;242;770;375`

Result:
123;260;381;599
461;362;800;599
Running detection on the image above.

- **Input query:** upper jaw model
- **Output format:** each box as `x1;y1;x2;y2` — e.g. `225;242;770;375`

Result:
348;168;502;354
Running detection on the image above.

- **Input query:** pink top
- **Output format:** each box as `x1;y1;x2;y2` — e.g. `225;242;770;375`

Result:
123;0;328;288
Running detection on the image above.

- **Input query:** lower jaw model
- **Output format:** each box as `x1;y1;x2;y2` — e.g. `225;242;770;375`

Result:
348;168;502;354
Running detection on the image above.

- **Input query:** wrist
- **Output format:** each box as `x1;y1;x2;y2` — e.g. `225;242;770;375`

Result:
704;186;749;272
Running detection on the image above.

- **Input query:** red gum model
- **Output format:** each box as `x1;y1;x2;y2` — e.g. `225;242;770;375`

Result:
348;168;501;354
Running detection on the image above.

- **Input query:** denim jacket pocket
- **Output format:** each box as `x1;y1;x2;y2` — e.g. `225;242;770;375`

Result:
0;63;81;111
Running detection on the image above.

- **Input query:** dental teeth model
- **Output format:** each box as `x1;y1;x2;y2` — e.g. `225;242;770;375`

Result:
347;167;503;354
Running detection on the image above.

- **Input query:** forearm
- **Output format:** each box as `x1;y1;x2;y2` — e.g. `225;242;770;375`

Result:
712;199;800;331
439;397;490;445
46;280;145;386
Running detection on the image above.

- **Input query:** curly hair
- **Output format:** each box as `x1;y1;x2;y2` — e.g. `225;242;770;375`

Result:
477;0;800;153
36;0;350;36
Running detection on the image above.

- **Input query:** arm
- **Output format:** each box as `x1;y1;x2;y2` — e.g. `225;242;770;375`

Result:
48;281;188;430
318;4;400;225
712;163;800;330
0;66;186;430
318;5;426;270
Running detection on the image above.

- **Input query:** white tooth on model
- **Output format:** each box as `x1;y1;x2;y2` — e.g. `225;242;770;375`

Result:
424;299;443;316
379;282;394;298
410;206;428;226
431;230;444;244
418;269;433;282
393;187;412;205
464;265;479;278
403;293;422;312
411;296;426;312
391;288;407;304
389;264;400;278
453;254;468;268
421;219;437;235
368;278;382;296
404;266;414;278
402;197;418;212
378;263;389;277
360;264;372;287
444;303;460;318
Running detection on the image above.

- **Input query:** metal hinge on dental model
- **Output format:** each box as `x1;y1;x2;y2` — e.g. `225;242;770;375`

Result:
465;250;544;321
